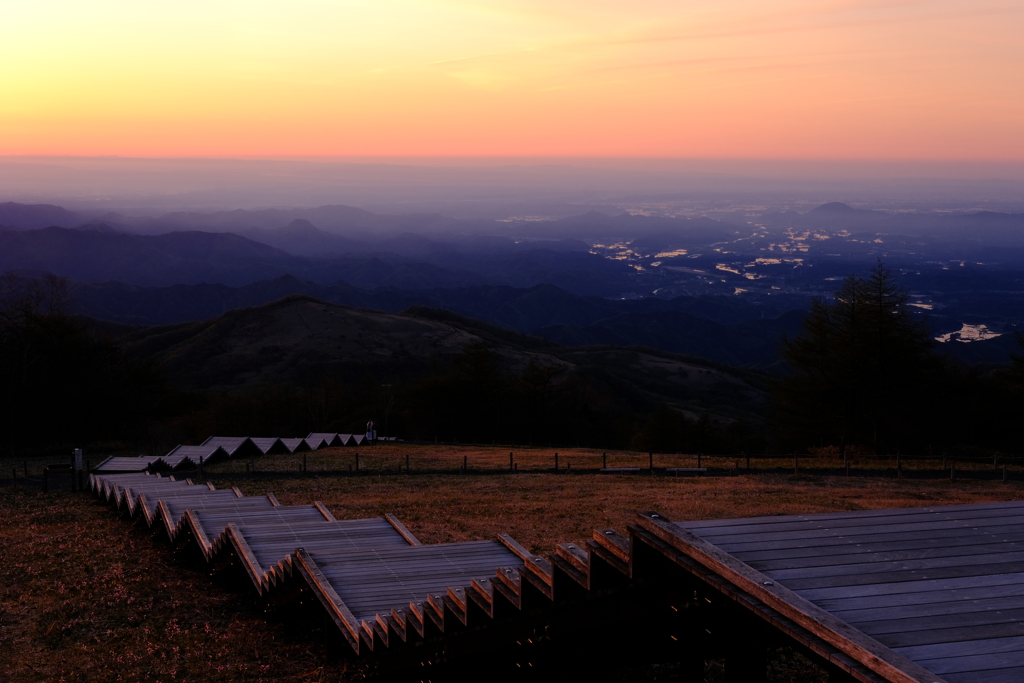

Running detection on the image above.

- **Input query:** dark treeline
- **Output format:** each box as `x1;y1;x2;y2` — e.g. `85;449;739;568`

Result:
3;266;1023;459
0;275;169;457
0;273;761;456
158;343;762;454
394;344;765;453
773;262;1024;456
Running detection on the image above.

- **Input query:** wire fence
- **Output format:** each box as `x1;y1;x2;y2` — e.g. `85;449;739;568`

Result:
4;446;1021;486
191;446;1023;481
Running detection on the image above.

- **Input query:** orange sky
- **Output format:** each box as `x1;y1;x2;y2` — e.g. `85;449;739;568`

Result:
2;0;1022;159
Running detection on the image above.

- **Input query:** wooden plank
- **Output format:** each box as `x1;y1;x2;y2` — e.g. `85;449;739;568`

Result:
684;501;1024;531
895;636;1024;662
592;528;630;563
498;533;553;586
446;586;469;625
826;584;1024;619
550;554;589;589
586;540;629;577
227;523;269;588
293;548;362;653
710;523;1024;555
628;524;887;683
694;514;1024;547
406;601;426;638
385;514;422;545
635;511;946;683
469;577;495;617
855;607;1024;636
314;501;336;521
783;560;1024;592
802;572;1024;603
493;566;523;605
555;542;590;574
388;608;408;642
738;535;1024;567
943;666;1024;683
692;505;1024;539
836;594;1024;624
764;550;1024;583
870;622;1024;650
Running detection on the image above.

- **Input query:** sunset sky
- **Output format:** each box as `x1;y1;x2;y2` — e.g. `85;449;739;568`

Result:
2;0;1022;159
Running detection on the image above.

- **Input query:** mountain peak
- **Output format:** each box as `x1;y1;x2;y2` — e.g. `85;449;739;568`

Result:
810;202;856;213
283;218;319;232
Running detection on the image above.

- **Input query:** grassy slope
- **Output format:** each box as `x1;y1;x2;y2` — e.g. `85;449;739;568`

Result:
0;489;357;683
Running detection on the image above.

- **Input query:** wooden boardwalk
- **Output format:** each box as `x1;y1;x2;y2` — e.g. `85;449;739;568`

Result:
91;433;371;475
89;471;1024;681
667;501;1024;683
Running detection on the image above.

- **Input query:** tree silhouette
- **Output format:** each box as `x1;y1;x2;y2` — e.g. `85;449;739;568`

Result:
774;261;934;454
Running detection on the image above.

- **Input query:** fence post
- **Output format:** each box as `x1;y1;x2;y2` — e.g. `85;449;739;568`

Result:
11;468;15;487
355;452;359;471
509;452;514;473
1003;464;1007;482
897;453;902;479
603;452;607;469
950;462;955;481
303;453;307;473
746;453;750;470
698;452;702;468
463;455;467;474
794;455;799;474
555;452;559;471
406;452;410;473
649;452;653;472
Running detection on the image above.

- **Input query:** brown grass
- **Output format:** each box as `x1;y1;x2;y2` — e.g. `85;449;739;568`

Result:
219;467;1023;553
2;445;1021;681
0;488;358;683
207;442;1021;478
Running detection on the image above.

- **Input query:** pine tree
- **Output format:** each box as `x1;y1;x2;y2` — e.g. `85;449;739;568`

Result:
774;261;934;454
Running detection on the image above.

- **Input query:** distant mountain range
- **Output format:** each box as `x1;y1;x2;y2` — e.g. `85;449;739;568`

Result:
761;202;1024;243
3;199;1022;370
0;225;635;294
0;227;305;287
0;200;739;243
53;273;801;367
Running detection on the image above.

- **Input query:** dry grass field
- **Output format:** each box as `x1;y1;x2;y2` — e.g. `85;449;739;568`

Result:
2;444;1022;682
0;488;357;683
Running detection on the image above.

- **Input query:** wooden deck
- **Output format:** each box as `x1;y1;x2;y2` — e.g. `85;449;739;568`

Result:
88;470;1023;680
667;501;1024;683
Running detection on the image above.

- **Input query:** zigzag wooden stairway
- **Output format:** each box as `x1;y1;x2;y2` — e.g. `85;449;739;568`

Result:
90;471;1024;682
